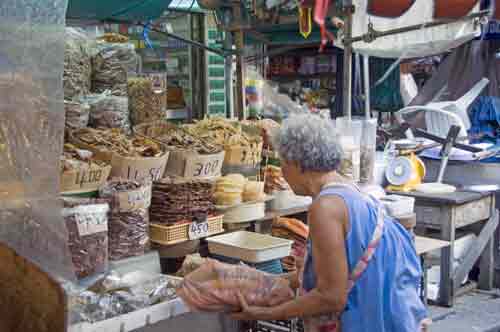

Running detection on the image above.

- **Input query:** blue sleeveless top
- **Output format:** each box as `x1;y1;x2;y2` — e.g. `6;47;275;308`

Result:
302;186;428;332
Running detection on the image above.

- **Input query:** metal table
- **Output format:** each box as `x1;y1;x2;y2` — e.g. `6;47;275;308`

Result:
389;190;499;307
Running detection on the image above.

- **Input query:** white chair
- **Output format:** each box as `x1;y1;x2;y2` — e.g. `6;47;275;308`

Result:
398;78;490;140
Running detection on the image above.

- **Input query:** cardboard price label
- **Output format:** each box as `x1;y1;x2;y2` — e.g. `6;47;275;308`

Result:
182;152;224;178
110;153;169;183
188;221;210;240
116;184;152;212
75;212;108;237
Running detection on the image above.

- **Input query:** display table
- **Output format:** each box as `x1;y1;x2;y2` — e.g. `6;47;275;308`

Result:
415;236;450;306
388;190;499;307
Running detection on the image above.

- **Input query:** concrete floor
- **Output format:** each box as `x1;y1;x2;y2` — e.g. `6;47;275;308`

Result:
429;290;500;332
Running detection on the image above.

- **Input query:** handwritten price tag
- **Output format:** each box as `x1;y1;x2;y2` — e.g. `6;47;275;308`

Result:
188;221;210;240
75;213;108;237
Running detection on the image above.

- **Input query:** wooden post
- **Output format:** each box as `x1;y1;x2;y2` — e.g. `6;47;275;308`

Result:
342;2;353;121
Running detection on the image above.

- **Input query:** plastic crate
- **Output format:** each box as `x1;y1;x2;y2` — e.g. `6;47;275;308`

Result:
253;319;304;332
150;215;224;246
209;254;283;275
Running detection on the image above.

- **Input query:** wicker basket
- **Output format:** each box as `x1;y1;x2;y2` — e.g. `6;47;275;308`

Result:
150;215;224;246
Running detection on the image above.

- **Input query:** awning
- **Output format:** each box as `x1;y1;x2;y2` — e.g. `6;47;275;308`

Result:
66;0;206;21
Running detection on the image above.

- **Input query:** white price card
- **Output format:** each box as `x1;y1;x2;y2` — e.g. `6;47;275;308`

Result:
188;221;210;240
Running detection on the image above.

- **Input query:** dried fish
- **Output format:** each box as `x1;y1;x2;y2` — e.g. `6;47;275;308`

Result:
97;33;129;44
87;94;131;134
92;42;138;96
71;128;165;158
186;118;262;148
64;28;92;101
136;122;222;155
65;100;90;130
60;143;107;172
150;177;215;225
128;78;165;125
100;180;151;261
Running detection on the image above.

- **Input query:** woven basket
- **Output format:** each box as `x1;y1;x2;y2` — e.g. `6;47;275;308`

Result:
150;215;224;246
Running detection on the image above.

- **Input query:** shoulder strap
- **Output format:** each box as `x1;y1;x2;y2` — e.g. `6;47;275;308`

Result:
320;182;385;292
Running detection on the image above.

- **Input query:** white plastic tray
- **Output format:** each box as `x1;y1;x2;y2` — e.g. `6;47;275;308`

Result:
206;231;293;263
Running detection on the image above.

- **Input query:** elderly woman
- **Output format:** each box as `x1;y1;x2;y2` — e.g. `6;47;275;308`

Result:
233;114;429;332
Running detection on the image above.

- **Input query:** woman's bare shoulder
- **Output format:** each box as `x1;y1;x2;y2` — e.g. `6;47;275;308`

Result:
308;195;349;228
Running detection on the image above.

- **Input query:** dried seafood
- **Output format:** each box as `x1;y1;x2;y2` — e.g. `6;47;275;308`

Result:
64;28;92;100
97;33;129;43
71;128;165;158
60;143;107;172
100;180;151;261
186;118;262;148
62;200;109;279
87;94;131;134
92;42;138;96
128;78;165;125
65;101;90;130
150;177;215;225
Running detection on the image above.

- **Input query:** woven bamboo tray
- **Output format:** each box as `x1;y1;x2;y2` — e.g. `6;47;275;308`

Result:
150;215;224;246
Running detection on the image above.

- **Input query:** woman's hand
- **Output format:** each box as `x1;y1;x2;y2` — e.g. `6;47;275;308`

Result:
231;292;274;321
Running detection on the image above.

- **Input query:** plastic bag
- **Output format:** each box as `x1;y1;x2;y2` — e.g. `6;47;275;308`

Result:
92;42;138;96
62;200;109;280
87;93;131;134
360;119;377;183
336;118;361;182
0;0;76;288
65;100;90;130
177;260;294;312
128;77;166;125
64;27;92;101
99;179;152;261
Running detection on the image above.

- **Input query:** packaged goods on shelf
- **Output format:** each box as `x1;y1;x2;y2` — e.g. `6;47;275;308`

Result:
92;42;138;96
150;177;216;226
65;100;91;130
69;272;181;324
62;198;110;279
64;28;92;101
86;93;131;134
99;179;152;261
128;77;165;126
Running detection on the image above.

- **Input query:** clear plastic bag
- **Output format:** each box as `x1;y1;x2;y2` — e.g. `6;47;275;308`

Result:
65;100;90;130
92;42;138;96
0;0;75;281
99;179;152;261
128;77;166;125
64;27;93;101
87;93;131;134
360;119;377;184
177;260;294;312
62;201;109;280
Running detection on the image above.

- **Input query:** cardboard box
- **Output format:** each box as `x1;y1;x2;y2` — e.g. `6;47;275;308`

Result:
61;164;112;194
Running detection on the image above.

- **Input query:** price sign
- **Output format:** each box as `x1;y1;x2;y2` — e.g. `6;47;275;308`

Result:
188;221;210;240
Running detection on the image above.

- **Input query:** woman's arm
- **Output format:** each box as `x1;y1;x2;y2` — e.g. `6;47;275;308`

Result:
232;196;350;321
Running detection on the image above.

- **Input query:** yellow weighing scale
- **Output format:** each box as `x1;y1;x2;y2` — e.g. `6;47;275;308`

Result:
385;140;426;192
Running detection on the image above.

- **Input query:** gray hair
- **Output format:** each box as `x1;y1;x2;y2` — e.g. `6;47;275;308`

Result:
276;114;343;172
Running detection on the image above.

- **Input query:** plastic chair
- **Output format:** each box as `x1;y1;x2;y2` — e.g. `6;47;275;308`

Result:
398;78;490;139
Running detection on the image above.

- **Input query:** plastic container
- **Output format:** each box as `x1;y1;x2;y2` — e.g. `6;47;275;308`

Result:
360;119;377;183
336;117;362;182
206;231;293;263
221;202;266;224
380;195;415;217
